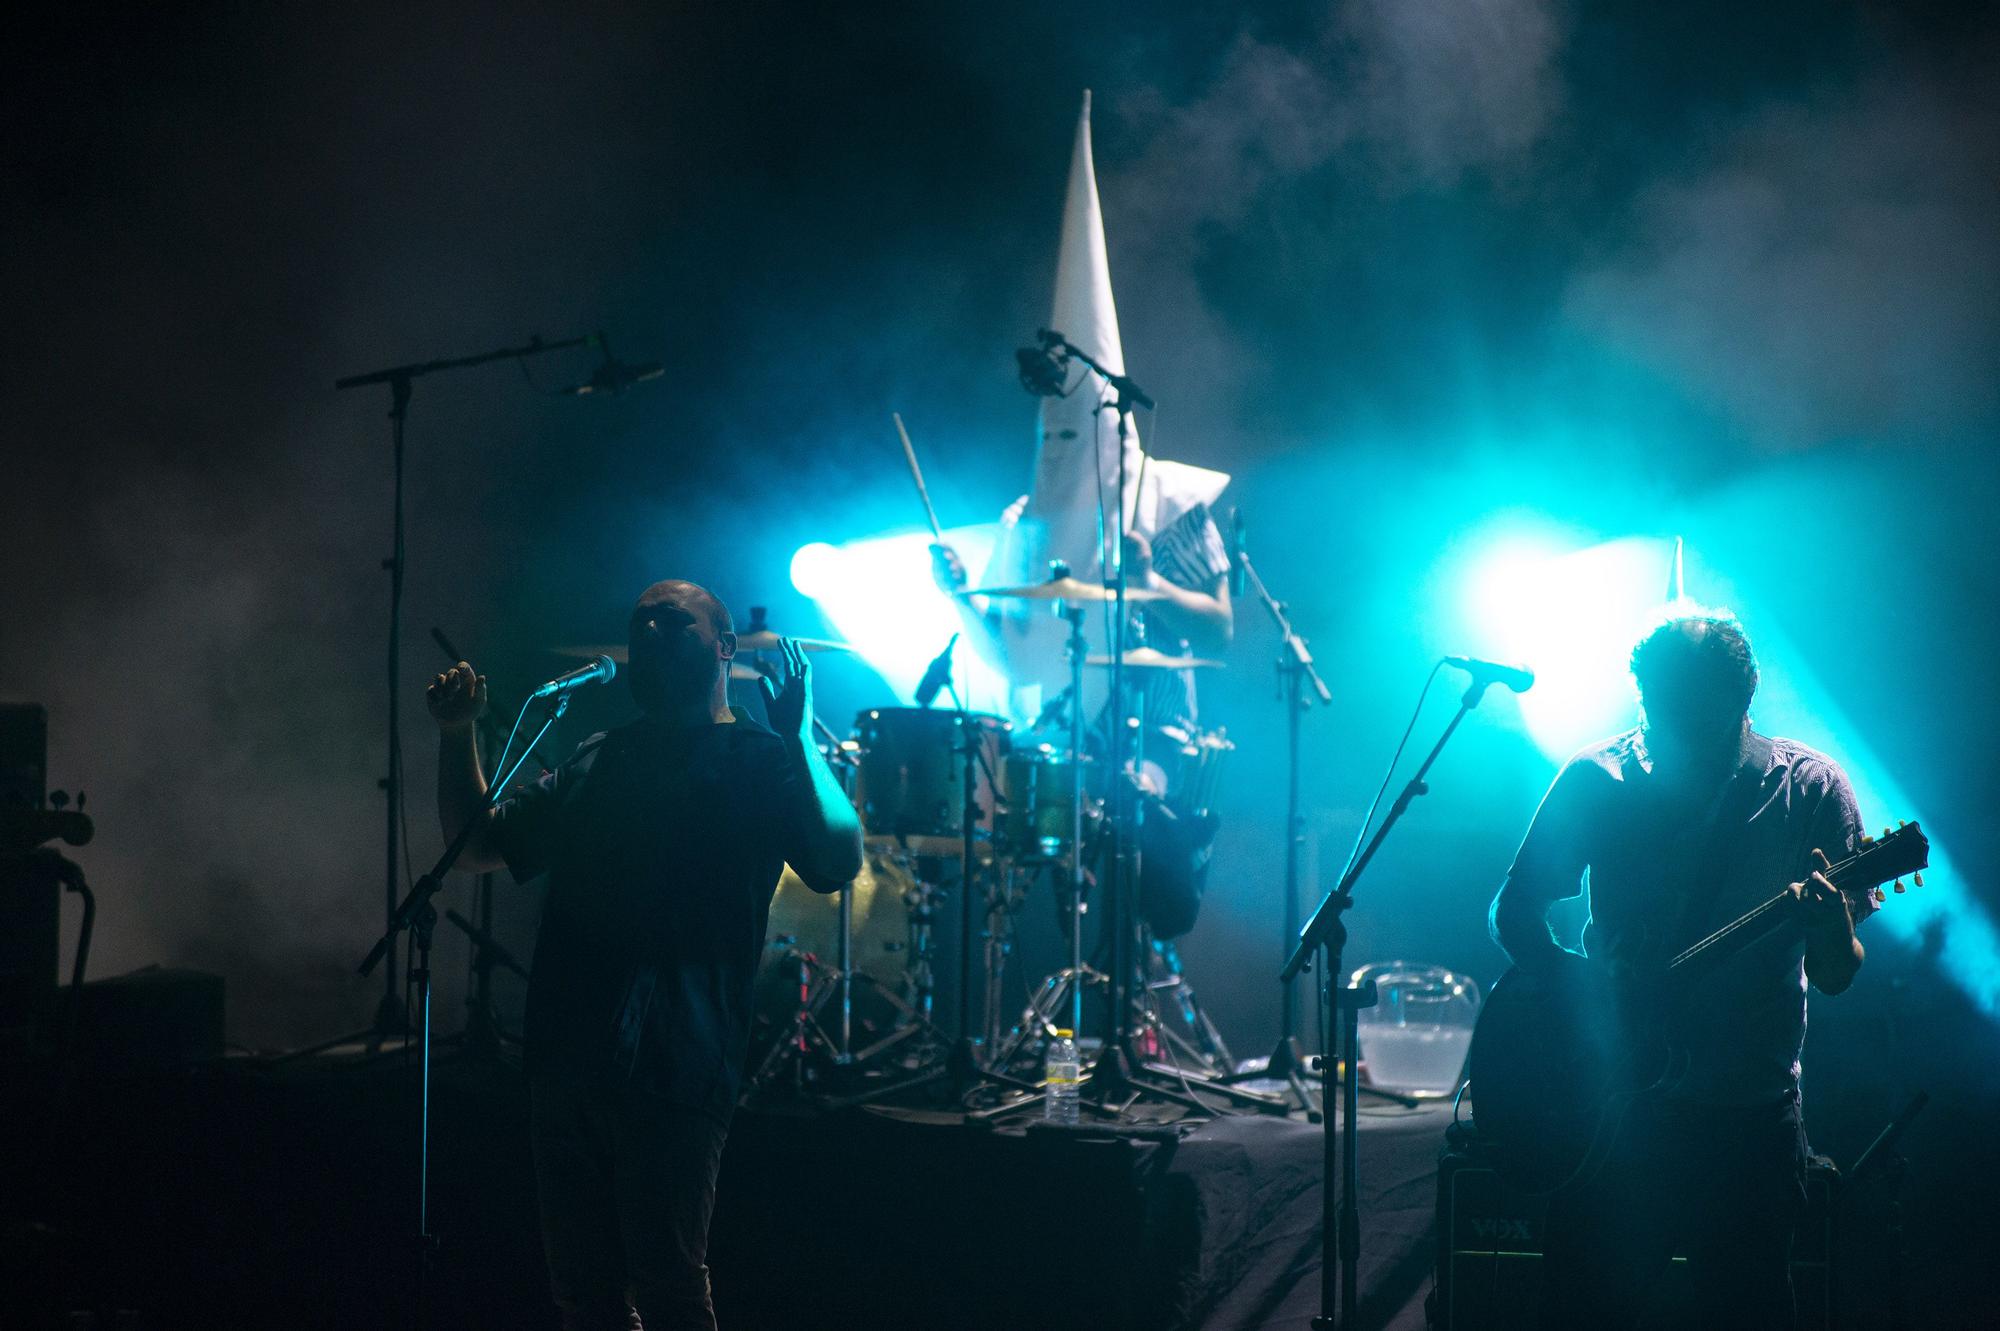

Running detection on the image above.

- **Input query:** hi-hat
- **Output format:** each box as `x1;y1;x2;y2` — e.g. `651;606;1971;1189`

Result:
550;644;766;681
1085;647;1225;670
964;576;1164;604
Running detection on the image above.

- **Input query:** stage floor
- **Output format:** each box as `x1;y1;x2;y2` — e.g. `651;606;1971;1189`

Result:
4;1047;1449;1330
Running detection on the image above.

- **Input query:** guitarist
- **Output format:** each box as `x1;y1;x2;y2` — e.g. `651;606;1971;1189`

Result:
1487;613;1871;1328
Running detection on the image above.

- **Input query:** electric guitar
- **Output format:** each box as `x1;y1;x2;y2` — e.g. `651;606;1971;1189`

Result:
1467;821;1929;1196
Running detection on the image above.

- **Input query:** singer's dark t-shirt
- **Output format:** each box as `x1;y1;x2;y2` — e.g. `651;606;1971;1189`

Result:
490;711;825;1121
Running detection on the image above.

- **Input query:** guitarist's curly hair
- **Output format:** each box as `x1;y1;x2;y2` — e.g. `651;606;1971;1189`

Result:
1629;613;1759;718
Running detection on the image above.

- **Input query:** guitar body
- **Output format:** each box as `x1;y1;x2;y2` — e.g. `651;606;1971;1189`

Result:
1468;822;1927;1196
1467;955;1685;1195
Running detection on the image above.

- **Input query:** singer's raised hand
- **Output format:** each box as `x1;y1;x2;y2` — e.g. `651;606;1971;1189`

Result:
427;661;488;731
760;639;813;746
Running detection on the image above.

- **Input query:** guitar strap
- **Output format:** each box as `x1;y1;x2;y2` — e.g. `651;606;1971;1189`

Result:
1668;729;1777;953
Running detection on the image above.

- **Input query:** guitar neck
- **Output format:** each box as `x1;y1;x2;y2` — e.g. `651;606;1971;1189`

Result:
1667;886;1798;982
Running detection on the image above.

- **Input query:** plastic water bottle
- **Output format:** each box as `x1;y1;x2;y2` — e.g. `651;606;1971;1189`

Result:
1044;1028;1081;1125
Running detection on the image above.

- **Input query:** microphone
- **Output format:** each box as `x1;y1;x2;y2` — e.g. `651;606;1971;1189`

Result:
561;357;664;396
1442;655;1535;694
561;333;664;396
1016;339;1068;397
1031;684;1073;732
529;654;618;700
1229;507;1247;597
913;633;959;708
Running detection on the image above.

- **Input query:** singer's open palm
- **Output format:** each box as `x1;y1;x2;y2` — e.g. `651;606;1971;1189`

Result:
759;639;813;744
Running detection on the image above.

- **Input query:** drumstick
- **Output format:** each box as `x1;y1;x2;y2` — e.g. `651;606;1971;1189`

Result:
893;412;946;543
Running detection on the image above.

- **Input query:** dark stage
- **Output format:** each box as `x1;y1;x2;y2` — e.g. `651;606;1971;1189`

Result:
7;3;2000;1329
7;1047;1446;1331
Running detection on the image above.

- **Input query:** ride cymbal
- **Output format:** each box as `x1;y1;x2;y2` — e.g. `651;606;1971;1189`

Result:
963;576;1165;604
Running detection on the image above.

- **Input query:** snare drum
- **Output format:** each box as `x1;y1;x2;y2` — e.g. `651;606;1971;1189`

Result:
852;707;1011;857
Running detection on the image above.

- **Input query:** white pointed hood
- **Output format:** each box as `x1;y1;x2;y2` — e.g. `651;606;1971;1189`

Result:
1015;91;1228;586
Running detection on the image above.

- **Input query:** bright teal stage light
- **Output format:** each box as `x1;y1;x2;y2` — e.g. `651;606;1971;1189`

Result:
1460;531;1680;760
790;525;1012;714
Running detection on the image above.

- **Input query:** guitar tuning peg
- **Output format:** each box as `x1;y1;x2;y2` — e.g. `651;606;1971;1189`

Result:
1861;834;1876;847
1872;888;1886;904
1893;879;1906;893
1882;827;1893;839
1898;819;1907;829
1913;872;1924;888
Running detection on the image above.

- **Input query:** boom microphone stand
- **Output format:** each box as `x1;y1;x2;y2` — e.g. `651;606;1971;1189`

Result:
332;333;593;1051
1216;539;1329;1112
1042;335;1213;1117
1280;672;1496;1330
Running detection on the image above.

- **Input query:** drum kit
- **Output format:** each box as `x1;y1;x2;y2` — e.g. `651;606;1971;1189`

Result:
557;577;1277;1119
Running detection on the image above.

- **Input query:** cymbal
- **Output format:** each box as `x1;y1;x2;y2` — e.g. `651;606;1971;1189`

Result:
963;576;1165;604
550;644;765;681
734;630;854;654
1085;647;1225;671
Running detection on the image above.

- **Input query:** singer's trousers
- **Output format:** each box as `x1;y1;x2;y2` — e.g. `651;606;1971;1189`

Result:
529;1077;731;1331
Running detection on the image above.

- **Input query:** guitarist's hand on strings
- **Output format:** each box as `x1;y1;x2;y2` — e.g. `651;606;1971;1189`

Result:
1796;846;1865;994
1791;848;1855;940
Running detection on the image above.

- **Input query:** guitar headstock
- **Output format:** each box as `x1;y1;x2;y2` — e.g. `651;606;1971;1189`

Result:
1832;821;1931;905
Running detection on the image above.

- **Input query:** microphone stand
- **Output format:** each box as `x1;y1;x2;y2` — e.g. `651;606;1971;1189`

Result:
1279;676;1494;1331
1214;545;1329;1114
1048;337;1211;1117
334;333;593;1052
354;689;571;1331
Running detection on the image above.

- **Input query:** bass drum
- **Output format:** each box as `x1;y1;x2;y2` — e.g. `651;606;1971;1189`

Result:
750;850;916;1058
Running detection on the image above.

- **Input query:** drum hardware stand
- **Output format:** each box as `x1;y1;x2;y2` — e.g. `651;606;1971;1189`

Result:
1145;935;1234;1075
751;729;945;1100
355;686;572;1331
931;681;1040;1105
440;906;527;1062
1281;672;1494;1331
982;865;1029;1051
1215;535;1330;1114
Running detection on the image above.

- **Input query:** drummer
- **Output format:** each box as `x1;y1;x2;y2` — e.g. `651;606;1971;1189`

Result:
930;476;1233;742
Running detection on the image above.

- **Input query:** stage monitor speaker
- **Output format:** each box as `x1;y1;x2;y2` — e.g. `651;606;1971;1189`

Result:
1431;1137;1836;1330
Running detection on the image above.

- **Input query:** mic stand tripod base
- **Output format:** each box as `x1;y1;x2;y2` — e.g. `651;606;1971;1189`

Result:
1215;1034;1323;1119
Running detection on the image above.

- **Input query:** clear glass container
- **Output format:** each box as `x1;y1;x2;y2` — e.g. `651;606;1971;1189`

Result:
1350;960;1482;1097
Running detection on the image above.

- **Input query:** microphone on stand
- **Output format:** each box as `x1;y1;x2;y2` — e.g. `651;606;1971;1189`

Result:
529;655;618;700
1229;507;1248;597
1016;333;1069;397
1441;655;1535;694
560;333;664;396
914;634;959;708
1031;684;1074;733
